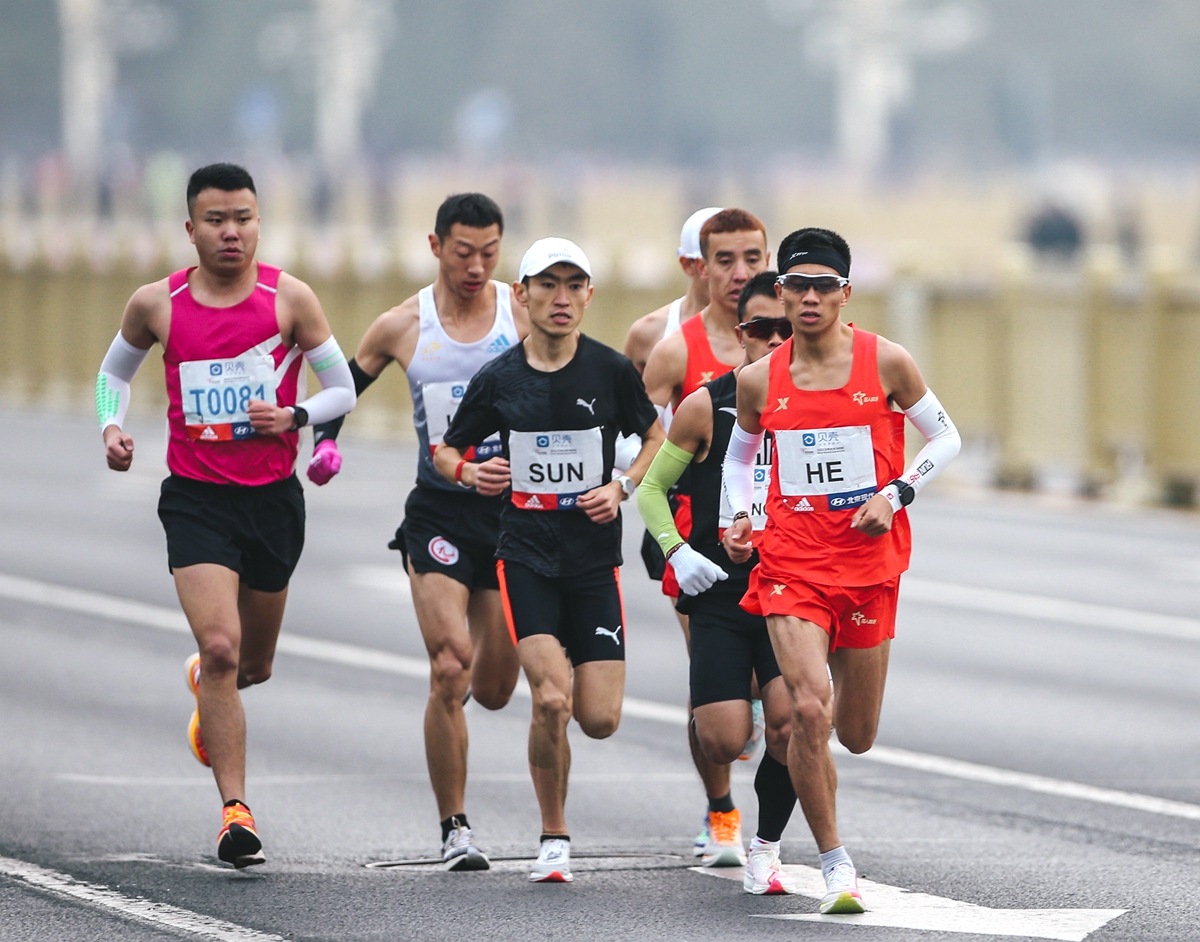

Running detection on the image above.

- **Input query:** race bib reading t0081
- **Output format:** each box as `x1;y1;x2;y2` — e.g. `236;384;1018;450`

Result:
422;380;502;460
179;355;277;442
774;425;877;511
509;428;604;510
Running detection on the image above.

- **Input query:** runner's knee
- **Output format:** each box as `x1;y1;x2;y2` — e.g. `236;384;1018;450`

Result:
765;717;791;758
531;686;572;727
429;646;471;695
835;718;878;755
789;691;832;740
198;634;240;677
576;709;619;740
238;663;273;687
696;726;743;765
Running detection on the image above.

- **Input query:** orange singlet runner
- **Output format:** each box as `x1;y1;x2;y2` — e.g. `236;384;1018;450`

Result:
663;313;737;598
742;328;911;650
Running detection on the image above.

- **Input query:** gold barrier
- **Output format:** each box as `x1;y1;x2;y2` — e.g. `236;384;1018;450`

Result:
4;263;1199;506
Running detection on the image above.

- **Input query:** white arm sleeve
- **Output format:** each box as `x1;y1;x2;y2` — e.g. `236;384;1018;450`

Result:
879;389;961;511
721;422;764;519
295;336;356;426
612;432;642;474
654;402;674;432
96;332;151;433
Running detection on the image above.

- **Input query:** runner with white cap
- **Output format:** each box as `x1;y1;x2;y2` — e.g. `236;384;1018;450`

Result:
435;238;664;884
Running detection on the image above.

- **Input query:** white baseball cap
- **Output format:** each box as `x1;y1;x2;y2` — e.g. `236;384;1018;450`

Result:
678;206;724;259
518;237;593;282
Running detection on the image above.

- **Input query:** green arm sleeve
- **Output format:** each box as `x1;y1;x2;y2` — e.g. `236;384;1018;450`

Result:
635;438;695;557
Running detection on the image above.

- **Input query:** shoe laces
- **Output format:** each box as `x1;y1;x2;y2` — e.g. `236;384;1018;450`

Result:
749;844;781;872
444;826;475;853
222;802;255;831
707;809;741;845
825;861;857;892
539;839;568;863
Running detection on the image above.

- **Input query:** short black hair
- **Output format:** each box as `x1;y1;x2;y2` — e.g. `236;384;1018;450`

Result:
435;193;504;241
186;163;256;216
738;270;779;320
776;228;851;276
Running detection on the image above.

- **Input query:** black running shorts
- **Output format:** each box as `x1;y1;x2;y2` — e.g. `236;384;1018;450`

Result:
496;559;626;664
157;474;305;594
688;600;781;708
392;486;501;591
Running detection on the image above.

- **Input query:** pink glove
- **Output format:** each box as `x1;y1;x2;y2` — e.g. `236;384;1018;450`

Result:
307;439;342;485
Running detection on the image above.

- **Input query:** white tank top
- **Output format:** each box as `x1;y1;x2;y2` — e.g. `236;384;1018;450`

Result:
662;296;684;339
407;281;519;491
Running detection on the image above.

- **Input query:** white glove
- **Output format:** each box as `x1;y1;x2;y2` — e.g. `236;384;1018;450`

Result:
668;543;729;596
612;432;642;475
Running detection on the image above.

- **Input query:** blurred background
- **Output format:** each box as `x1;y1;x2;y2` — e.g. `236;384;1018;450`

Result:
4;0;1200;505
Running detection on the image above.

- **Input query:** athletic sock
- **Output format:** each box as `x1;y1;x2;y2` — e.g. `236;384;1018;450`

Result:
223;799;248;811
708;792;736;815
440;814;470;843
819;845;853;881
754;753;796;842
539;834;570;843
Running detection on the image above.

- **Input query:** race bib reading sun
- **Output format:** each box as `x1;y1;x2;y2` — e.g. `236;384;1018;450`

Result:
422;380;503;460
720;432;773;532
509;428;604;510
179;355;277;442
774;425;877;512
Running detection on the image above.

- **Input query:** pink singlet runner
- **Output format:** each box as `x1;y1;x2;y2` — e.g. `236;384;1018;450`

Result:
163;263;304;486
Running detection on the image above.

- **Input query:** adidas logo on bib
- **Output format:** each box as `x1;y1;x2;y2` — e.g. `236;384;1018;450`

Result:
795;497;813;512
524;494;543;509
200;426;218;441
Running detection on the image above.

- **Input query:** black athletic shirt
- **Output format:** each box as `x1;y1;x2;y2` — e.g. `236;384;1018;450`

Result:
675;371;771;615
443;334;658;578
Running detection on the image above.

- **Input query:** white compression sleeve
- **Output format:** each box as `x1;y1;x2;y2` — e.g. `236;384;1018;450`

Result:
654;402;674;432
721;422;764;518
96;333;151;433
879;389;962;510
296;337;356;426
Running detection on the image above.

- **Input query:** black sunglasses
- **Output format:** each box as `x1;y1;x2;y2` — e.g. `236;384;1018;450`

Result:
776;273;850;295
738;317;793;340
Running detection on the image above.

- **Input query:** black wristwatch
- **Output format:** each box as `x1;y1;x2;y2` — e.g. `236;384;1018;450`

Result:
289;406;309;430
886;478;915;507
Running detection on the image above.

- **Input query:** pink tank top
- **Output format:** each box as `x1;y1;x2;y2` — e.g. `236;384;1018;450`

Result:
163;264;303;486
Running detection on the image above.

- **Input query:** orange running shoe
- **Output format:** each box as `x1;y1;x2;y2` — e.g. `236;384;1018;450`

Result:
218;801;265;869
184;655;210;766
701;808;746;868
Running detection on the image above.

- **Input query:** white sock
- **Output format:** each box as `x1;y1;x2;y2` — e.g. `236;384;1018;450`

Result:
819;845;853;880
750;837;780;853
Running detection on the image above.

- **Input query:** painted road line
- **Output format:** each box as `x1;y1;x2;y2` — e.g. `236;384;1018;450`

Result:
698;865;1125;941
0;855;286;941
6;572;1200;822
904;576;1200;642
835;742;1200;822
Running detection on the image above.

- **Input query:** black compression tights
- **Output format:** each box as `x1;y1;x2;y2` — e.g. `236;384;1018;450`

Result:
754;752;798;843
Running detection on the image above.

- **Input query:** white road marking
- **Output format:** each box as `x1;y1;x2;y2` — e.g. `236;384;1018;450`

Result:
346;565;411;597
698;865;1125;941
903;576;1200;642
4;572;1199;822
0;855;286;941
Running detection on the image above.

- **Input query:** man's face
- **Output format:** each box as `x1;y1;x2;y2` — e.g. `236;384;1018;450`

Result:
513;263;592;338
775;262;851;336
699;230;769;315
737;293;789;363
430;223;502;300
186;188;259;275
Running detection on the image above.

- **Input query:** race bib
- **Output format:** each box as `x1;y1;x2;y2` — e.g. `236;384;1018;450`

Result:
179;355;277;442
422;380;502;460
720;433;773;532
509;428;604;510
774;425;877;512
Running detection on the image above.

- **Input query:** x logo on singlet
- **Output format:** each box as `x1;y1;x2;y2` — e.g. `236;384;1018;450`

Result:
772;584;786;596
775;397;789;411
700;371;714;383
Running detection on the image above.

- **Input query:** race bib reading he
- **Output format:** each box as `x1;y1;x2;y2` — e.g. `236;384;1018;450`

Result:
423;380;503;460
774;425;877;512
179;355;277;442
720;433;773;532
509;428;604;510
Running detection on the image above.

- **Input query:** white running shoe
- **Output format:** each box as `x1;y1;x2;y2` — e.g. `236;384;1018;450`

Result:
692;813;709;857
743;842;798;895
820;862;865;913
441;817;490;871
529;838;573;883
738;699;766;761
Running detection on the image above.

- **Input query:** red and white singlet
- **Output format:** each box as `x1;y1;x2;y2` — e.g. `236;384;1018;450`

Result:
755;328;911;587
163;264;304;486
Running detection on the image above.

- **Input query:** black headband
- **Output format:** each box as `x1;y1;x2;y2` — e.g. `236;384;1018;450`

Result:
782;248;849;278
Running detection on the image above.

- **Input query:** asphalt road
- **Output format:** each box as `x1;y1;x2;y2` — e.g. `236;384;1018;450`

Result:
2;407;1199;941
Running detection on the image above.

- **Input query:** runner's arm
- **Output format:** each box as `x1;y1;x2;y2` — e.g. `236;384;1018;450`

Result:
437;371;509;495
641;330;687;420
878;389;961;510
98;285;162;471
720;358;768;562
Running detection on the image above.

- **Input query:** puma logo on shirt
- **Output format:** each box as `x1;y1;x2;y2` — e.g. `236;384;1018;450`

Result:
577;398;596;415
594;625;622;644
719;407;738;417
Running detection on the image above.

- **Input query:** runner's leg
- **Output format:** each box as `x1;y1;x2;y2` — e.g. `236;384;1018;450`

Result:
692;700;752;765
572;661;624;740
174;563;249;804
235;584;288;688
466;587;518;710
828;640;890;753
679;618;733;806
767;614;840;852
409;565;474;819
519;634;574;835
